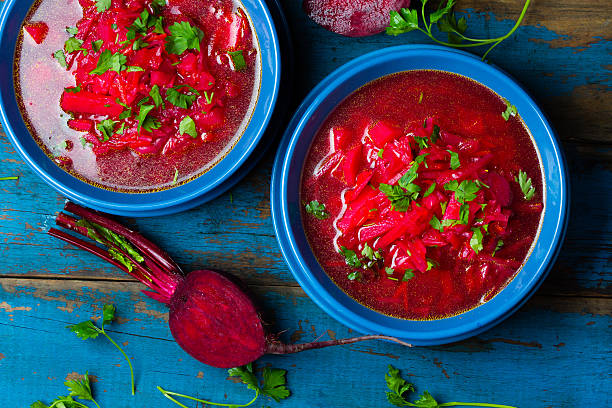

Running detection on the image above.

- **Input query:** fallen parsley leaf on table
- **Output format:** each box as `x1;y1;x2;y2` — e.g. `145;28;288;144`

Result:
385;365;517;407
158;363;290;407
31;373;100;408
67;304;135;395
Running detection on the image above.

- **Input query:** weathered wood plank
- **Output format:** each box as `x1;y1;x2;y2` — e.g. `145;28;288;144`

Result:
0;278;610;407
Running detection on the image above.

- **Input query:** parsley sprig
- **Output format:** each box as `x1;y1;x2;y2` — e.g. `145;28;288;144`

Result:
515;170;535;200
305;200;329;220
66;304;135;395
386;0;532;61
380;154;428;212
158;363;290;407
31;373;100;408
385;365;517;407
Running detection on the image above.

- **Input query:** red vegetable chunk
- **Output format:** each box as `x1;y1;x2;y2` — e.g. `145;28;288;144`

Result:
303;0;411;37
24;21;48;44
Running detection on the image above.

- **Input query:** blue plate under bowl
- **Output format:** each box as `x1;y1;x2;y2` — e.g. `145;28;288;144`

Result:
271;45;569;345
0;0;281;215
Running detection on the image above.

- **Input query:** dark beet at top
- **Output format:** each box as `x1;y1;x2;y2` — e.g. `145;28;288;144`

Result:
301;70;544;320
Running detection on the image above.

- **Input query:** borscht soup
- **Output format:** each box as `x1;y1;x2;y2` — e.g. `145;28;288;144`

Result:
301;70;544;320
15;0;260;192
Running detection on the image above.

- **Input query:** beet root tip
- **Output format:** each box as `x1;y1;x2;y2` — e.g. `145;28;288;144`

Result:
265;334;412;355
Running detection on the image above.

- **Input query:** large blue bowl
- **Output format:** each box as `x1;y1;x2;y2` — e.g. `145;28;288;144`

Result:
0;0;281;216
271;45;569;345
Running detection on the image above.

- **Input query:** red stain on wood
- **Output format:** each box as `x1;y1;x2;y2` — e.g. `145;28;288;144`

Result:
197;371;204;379
0;353;4;361
0;301;32;312
553;342;566;351
433;358;451;379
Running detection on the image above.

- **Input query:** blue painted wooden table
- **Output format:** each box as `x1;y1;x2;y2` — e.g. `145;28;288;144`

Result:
1;1;610;407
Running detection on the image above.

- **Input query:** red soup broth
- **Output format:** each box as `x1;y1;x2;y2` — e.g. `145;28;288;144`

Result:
301;70;544;320
15;0;260;192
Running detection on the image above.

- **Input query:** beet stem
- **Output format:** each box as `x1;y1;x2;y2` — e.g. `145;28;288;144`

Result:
265;335;412;354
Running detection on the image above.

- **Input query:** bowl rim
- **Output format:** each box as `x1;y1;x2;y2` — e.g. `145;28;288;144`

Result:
0;0;281;213
271;44;569;344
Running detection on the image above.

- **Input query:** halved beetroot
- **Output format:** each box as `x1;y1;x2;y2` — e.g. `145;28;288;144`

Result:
303;0;410;37
24;22;48;44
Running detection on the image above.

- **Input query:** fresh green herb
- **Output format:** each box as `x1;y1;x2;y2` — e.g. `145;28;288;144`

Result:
492;239;504;256
154;16;165;34
166;85;199;109
149;85;164;108
136;104;160;133
470;227;484;254
91;39;104;52
204;91;214;105
111;23;118;30
426;258;438;271
67;304;135;395
53;50;67;68
95;0;111;13
379;183;420;212
385;267;395;275
413;134;430;150
340;246;362;269
515;170;535;200
347;271;361;281
80;137;90;148
305;200;329;220
378;148;384;158
228;50;247;71
115;123;125;135
418;92;423;104
65;37;85;54
172;168;179;185
385;365;517;407
402;270;415;281
96;119;116;142
423;182;436;198
446;149;460;170
178;115;197;138
429;215;443;232
89;50;127;75
66;26;78;36
158;363;290;408
165;21;204;54
386;0;532;61
502;99;517;121
126;65;144;72
65;85;81;93
0;176;18;181
31;373;100;408
444;180;480;203
458;203;470;225
430;124;440;144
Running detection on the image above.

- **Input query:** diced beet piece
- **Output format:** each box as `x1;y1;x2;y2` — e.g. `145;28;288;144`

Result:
344;170;372;203
303;0;411;37
342;145;362;185
24;22;48;44
150;70;176;87
368;120;401;147
332;126;351;151
68;119;94;132
60;90;123;117
484;171;513;207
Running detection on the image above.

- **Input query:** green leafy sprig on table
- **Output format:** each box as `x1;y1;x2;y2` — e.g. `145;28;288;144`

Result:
158;363;290;407
385;365;517;407
66;304;135;395
31;372;100;408
386;0;532;61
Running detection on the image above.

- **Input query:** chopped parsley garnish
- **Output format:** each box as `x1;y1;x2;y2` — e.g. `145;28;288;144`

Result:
430;124;440;144
64;85;81;93
178;115;197;138
149;85;164;108
426;258;438;271
385;267;395;275
502;98;517;121
515;170;535;200
92;39;104;52
66;26;78;36
165;21;204;54
429;215;443;232
53;50;67;68
379;183;420;212
305;200;329;220
446;149;460;170
64;37;85;54
172;168;179;185
340;246;362;269
136;104;159;133
378;148;384;158
470;227;484;254
402;270;415;281
166;85;199;109
228;50;247;71
444;180;480;203
96;119;116;142
204;91;214;105
89;50;127;75
347;271;361;281
95;0;111;13
492;239;504;256
423;182;436;198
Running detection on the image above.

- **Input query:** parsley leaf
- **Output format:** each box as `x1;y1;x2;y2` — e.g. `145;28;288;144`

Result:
66;320;100;340
423;182;436;197
446;149;461;170
65;373;96;402
444;180;480;203
178;115;197;138
470;227;484;254
66;26;78;36
149;85;164;108
515;170;535;200
92;39;104;52
403;270;415;281
305;200;329;220
96;119;116;142
64;37;84;54
228;364;260;393
102;304;115;327
385;365;416;407
136;104;155;132
53;50;67;68
430;215;443;232
502;98;517;121
386;8;419;36
228;50;247;71
493;239;504;256
96;0;111;13
340;246;362;268
380;183;418;212
64;85;81;93
166;85;199;109
165;21;204;54
261;368;290;402
89;50;127;75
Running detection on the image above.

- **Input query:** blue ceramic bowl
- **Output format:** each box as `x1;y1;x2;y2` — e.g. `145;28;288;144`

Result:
0;0;281;216
271;45;569;345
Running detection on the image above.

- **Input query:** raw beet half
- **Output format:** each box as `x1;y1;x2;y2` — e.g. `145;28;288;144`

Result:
49;202;412;369
304;0;410;37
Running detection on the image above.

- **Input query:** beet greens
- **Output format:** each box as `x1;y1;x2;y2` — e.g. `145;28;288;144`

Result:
49;202;412;369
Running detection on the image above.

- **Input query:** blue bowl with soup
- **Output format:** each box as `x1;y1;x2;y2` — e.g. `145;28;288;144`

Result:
0;0;281;215
271;45;568;344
